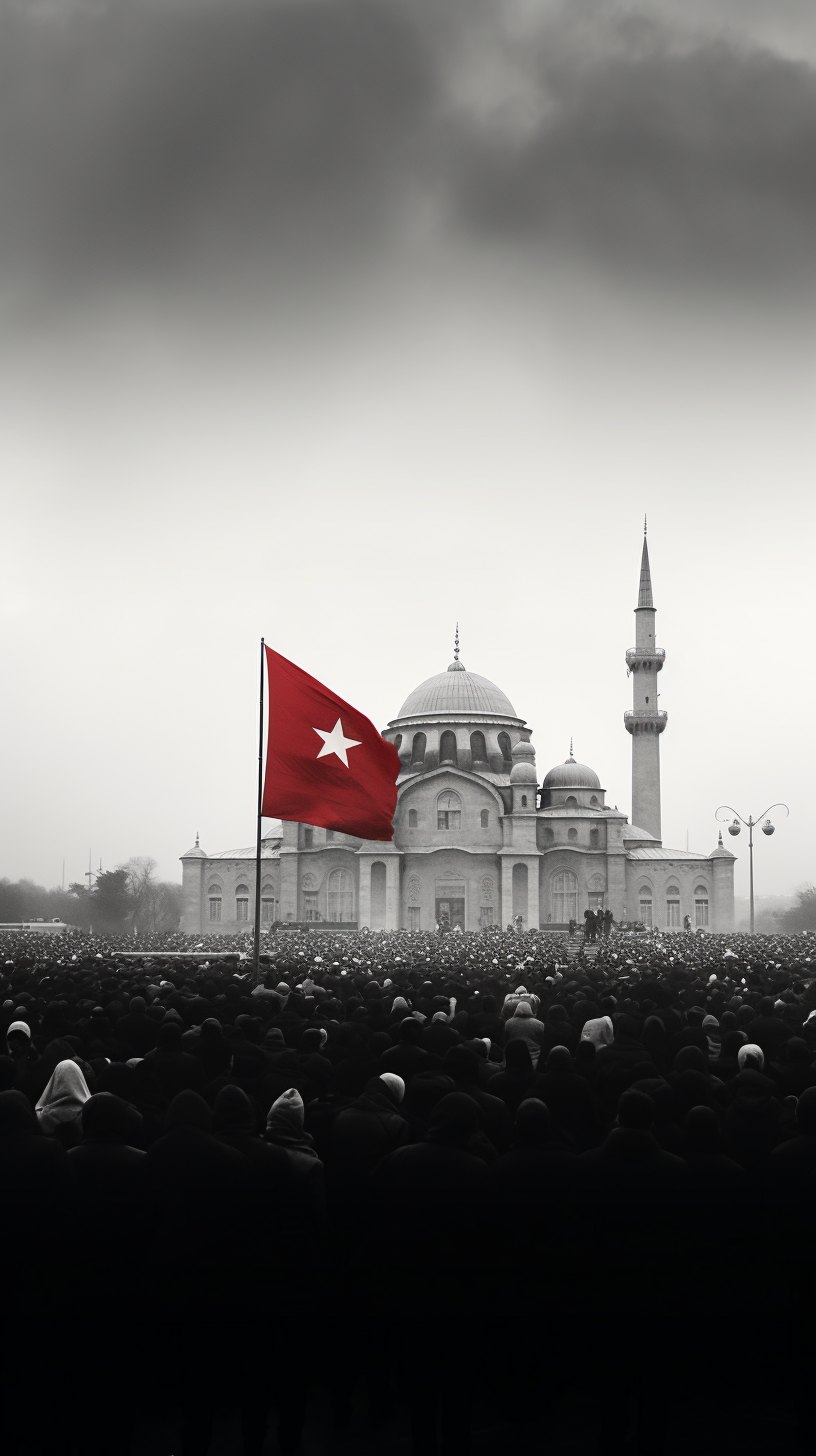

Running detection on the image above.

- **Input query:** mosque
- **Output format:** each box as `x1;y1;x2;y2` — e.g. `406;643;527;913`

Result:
181;532;735;936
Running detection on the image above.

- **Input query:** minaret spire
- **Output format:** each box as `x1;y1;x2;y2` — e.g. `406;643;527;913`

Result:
624;524;666;842
638;533;654;609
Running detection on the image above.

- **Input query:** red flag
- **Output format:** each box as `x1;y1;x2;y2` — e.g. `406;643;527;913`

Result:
261;647;400;841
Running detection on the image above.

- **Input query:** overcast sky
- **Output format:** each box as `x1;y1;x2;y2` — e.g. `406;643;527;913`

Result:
1;0;814;901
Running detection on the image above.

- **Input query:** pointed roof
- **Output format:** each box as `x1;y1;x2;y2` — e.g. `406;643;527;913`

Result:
638;524;654;608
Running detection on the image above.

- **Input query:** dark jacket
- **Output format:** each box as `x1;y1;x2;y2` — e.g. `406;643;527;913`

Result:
329;1088;409;1190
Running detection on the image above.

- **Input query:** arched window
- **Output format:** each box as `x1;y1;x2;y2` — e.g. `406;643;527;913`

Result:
439;730;458;765
408;808;418;828
498;731;512;765
208;885;222;922
567;827;578;841
470;731;487;763
666;884;681;927
552;871;578;922
235;884;249;922
694;885;709;927
480;809;489;829
261;881;277;924
638;883;653;927
303;828;313;847
590;827;599;846
411;732;426;765
328;868;354;923
590;795;599;807
394;734;402;753
326;830;335;841
521;795;528;807
543;826;554;844
565;795;578;808
437;790;461;830
370;861;386;929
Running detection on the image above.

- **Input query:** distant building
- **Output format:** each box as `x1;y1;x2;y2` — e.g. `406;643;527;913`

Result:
181;530;735;934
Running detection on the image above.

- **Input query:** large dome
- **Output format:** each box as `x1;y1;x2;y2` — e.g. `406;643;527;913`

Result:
542;755;601;790
396;659;517;720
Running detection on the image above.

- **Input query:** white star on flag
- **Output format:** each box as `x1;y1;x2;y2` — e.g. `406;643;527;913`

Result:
313;718;362;768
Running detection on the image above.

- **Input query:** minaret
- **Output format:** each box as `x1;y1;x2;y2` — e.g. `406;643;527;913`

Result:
624;519;667;841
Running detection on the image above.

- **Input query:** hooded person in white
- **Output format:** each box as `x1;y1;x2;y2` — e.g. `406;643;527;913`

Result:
580;1016;615;1050
36;1059;91;1139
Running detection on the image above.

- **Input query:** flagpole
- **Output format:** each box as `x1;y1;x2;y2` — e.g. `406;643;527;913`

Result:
252;636;265;986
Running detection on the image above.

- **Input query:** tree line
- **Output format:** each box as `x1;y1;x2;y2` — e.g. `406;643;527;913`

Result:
0;858;183;933
776;884;816;934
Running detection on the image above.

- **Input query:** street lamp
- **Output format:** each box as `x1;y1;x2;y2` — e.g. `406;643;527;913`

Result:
715;803;789;934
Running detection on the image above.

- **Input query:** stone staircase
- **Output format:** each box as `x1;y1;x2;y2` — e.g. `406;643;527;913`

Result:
562;931;600;965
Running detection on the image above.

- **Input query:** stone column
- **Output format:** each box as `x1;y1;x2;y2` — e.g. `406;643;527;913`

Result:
500;857;514;929
524;857;540;929
180;854;206;934
607;850;628;923
385;856;401;929
278;849;298;923
357;858;372;929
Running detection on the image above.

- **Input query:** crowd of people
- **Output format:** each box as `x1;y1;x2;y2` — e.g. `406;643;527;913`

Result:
2;920;816;1455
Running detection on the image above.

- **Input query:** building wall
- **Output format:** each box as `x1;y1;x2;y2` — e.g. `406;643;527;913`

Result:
537;848;613;925
624;859;714;931
182;856;282;934
400;849;501;932
393;767;505;854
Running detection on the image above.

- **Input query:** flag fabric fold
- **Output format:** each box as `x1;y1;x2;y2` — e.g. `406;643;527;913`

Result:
261;647;400;841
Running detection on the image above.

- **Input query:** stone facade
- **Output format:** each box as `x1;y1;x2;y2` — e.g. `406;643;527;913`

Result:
181;541;736;936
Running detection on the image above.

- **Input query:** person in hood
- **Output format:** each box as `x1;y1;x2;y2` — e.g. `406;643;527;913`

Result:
723;1046;784;1174
504;1001;548;1066
265;1088;326;1237
328;1072;408;1230
35;1059;91;1149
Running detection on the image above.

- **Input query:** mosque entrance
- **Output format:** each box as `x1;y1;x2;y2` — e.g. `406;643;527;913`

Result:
436;896;465;929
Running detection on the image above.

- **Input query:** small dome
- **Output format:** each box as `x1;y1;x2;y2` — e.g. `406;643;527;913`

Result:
541;755;601;791
511;741;537;784
182;835;207;858
512;741;535;760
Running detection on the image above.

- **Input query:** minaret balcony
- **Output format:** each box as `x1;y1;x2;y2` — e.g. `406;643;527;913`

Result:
624;709;668;735
625;648;665;673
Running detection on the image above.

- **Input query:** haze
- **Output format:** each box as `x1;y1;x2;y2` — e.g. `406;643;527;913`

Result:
1;0;814;904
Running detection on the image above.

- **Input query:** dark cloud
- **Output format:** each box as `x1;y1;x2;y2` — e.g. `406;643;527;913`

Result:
1;0;815;298
0;0;436;287
454;19;816;283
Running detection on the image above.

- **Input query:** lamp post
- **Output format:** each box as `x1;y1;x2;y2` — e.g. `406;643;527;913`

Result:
715;803;789;935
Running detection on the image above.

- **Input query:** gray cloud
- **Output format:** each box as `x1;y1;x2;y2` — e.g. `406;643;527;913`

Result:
1;0;815;299
453;18;816;283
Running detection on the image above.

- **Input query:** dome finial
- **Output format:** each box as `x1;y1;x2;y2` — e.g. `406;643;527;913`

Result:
195;831;199;847
454;622;459;661
644;514;647;537
569;736;574;760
